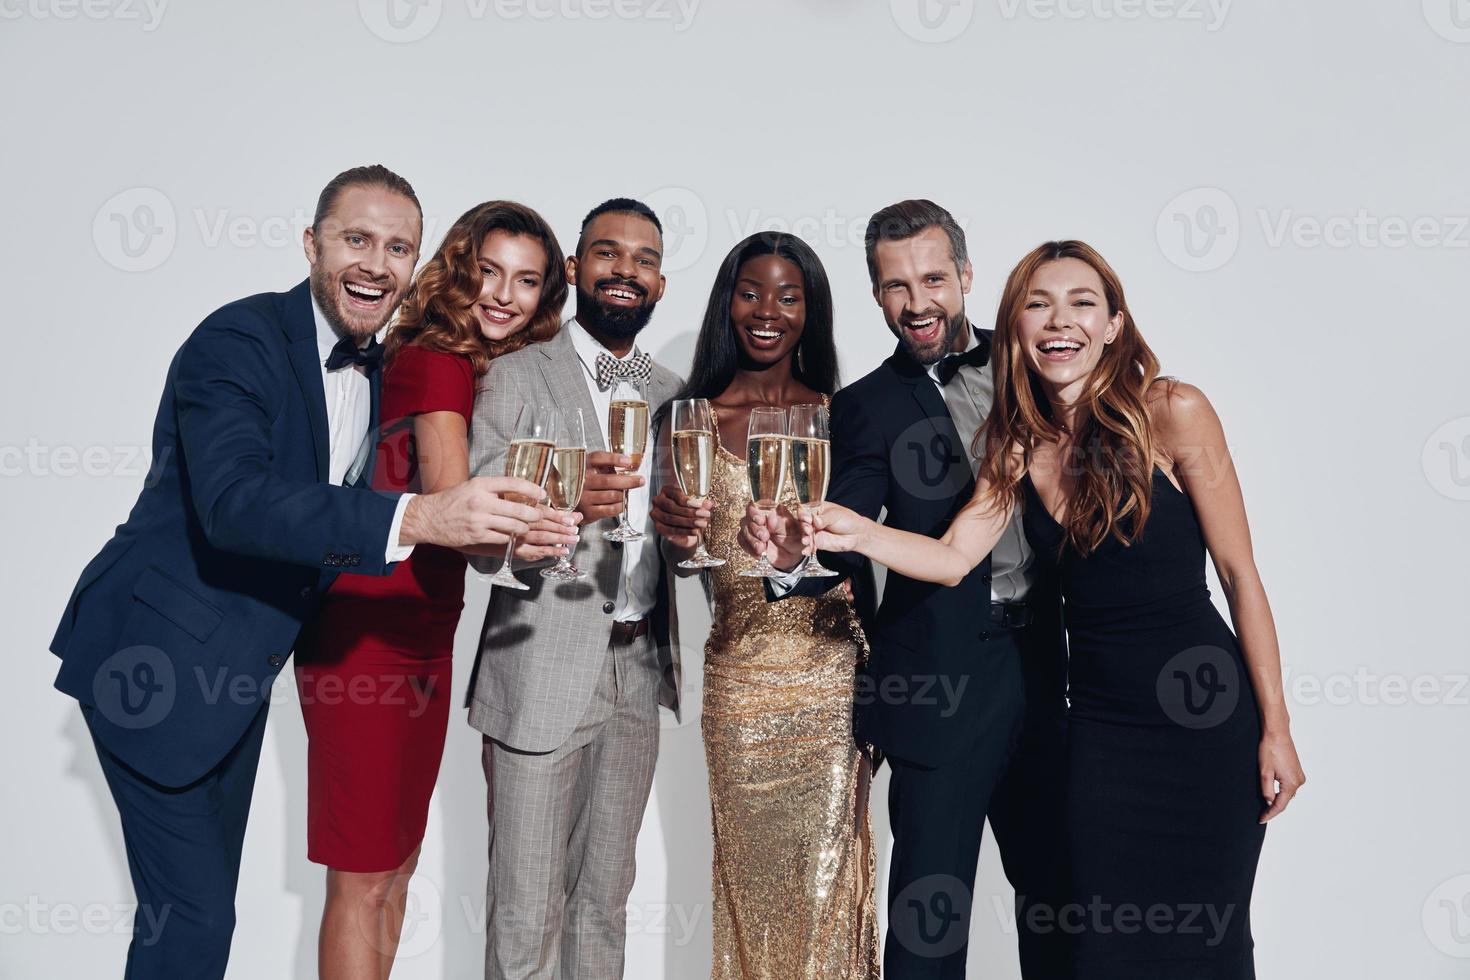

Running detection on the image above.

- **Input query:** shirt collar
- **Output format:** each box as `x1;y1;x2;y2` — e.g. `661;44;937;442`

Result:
924;321;980;383
311;294;375;369
567;316;640;378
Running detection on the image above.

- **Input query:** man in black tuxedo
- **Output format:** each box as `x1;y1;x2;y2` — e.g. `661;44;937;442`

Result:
741;200;1071;978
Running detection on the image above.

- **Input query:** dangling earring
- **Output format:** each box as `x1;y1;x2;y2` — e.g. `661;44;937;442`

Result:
795;345;804;374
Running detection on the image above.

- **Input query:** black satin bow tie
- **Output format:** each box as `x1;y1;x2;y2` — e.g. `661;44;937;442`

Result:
935;339;989;386
325;336;384;373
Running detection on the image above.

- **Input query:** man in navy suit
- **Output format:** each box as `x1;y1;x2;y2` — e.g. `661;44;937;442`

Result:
741;201;1073;978
50;165;553;979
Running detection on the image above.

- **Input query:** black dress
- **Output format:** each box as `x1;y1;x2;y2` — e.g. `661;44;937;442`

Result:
1022;465;1267;979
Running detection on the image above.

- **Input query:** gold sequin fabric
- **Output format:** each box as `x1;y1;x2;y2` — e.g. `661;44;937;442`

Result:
699;421;879;980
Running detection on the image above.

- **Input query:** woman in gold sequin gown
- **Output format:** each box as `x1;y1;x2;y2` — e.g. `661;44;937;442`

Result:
652;233;878;980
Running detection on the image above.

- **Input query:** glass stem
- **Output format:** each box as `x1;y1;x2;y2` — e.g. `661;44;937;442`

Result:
502;535;516;574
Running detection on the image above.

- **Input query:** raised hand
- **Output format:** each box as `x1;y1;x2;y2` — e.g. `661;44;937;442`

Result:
738;503;809;572
806;501;870;554
652;485;710;551
400;476;548;549
579;451;645;524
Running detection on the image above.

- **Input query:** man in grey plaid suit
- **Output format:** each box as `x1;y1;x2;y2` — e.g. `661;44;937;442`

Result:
467;199;684;980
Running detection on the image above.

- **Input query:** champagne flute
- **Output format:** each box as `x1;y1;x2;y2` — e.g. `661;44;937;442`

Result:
670;398;725;570
602;376;649;542
542;408;589;582
789;403;838;578
739;406;789;579
488;405;557;591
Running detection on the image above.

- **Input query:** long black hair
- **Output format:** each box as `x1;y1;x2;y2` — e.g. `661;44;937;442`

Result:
674;232;840;402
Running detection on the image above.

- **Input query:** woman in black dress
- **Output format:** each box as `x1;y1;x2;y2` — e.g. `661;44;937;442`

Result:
792;241;1306;978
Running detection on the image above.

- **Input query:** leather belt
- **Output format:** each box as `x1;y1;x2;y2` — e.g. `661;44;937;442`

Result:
610;618;650;645
988;600;1032;629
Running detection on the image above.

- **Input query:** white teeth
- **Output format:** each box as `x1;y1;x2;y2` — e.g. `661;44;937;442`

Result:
605;288;636;300
750;329;780;339
1041;339;1082;351
345;283;384;299
909;317;937;328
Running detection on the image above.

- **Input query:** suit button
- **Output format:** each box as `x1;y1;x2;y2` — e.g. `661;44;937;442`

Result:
267;654;283;668
978;631;990;641
602;601;615;614
610;541;622;551
299;586;312;599
349;556;361;567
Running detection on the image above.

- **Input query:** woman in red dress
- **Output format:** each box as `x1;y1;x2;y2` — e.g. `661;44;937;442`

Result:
294;200;572;979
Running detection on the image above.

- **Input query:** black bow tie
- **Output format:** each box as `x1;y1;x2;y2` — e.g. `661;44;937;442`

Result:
934;339;989;386
325;336;384;373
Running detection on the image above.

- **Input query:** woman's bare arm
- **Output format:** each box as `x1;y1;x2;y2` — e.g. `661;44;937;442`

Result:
1154;380;1305;821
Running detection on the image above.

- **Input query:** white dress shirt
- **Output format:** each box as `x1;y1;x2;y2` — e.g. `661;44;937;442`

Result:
310;296;414;564
566;318;659;622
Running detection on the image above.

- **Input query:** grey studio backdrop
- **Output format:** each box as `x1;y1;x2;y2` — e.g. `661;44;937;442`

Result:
3;1;1468;977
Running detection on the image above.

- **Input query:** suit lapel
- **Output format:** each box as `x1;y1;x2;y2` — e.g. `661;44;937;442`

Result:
283;280;330;482
890;343;973;514
536;327;606;452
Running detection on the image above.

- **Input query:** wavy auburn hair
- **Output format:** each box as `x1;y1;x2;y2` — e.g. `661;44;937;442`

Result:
385;200;568;375
977;240;1166;555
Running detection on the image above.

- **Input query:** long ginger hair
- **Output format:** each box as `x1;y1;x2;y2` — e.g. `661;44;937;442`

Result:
385;200;567;375
977;241;1166;554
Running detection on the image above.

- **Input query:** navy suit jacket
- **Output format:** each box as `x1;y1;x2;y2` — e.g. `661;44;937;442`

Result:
51;279;402;787
784;336;1065;766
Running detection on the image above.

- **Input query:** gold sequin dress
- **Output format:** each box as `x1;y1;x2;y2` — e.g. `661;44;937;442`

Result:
700;410;879;980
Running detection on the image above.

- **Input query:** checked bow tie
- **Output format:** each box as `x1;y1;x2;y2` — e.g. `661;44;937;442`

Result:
595;351;652;391
934;337;990;386
325;336;384;373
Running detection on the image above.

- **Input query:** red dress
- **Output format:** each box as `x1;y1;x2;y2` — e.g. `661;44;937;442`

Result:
294;344;475;872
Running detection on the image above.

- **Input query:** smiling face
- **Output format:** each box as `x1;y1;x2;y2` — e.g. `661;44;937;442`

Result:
729;253;806;367
472;230;548;343
304;184;421;342
1015;256;1123;398
872;225;973;366
568;211;666;344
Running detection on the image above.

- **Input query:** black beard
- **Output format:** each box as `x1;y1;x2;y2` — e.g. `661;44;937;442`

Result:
895;310;966;367
575;280;657;341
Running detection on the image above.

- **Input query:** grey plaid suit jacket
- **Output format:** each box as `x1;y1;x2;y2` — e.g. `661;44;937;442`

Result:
464;325;684;752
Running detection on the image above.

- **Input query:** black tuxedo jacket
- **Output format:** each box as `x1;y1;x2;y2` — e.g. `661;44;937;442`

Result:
785;335;1064;766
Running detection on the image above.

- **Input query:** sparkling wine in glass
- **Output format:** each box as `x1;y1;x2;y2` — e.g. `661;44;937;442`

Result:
488;405;557;591
602;377;649;542
670;398;724;569
542;408;589;582
789;403;838;578
739;406;789;579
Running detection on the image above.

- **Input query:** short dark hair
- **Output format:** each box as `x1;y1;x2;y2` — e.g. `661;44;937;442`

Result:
863;199;968;288
576;197;662;256
313;164;422;234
